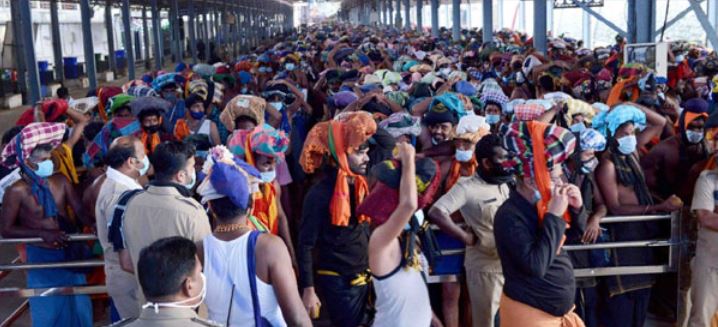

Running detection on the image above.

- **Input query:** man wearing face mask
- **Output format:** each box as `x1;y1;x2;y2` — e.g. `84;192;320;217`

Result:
0;123;93;327
115;141;211;305
594;104;681;327
429;134;513;327
227;125;296;262
131;97;174;155
117;236;221;327
152;73;186;132
494;121;586;327
642;98;710;203
564;129;608;327
96;136;149;321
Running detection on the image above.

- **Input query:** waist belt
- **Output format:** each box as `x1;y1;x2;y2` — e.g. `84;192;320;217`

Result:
317;269;371;286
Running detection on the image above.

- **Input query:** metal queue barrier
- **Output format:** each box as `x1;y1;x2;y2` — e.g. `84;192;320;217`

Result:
0;234;106;326
0;213;687;325
424;212;685;281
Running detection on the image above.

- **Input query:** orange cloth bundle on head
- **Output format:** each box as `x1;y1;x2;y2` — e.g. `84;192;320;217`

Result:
300;111;377;226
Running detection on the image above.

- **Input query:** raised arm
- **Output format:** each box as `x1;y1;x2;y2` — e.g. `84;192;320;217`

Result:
369;143;418;252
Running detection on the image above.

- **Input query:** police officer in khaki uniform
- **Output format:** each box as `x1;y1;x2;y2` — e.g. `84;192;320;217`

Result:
108;237;222;327
109;141;212;305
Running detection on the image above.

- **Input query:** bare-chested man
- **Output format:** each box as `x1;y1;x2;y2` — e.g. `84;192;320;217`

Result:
0;122;93;327
595;103;681;327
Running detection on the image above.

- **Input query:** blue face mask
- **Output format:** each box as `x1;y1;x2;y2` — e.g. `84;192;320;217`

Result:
138;155;150;177
617;135;637;155
531;188;542;205
486;114;501;125
190;111;205;120
33;159;54;178
455;149;473;162
570;122;586;134
241;87;249;94
260;170;276;183
285;63;296;71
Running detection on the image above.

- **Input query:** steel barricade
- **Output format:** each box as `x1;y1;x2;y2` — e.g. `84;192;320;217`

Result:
423;212;686;282
0;234;108;327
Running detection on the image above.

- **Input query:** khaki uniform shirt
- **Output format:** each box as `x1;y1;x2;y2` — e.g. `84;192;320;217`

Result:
109;307;222;327
123;185;211;301
691;170;718;268
432;174;510;273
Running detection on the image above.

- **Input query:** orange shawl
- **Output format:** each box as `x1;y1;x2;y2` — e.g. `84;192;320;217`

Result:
606;76;640;107
139;132;161;154
174;118;192;141
445;157;478;191
242;137;280;235
527;121;571;225
300;112;376;227
327;121;370;226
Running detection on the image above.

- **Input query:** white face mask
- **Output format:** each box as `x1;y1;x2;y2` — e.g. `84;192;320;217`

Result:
260;170;276;183
269;102;284;111
142;272;206;314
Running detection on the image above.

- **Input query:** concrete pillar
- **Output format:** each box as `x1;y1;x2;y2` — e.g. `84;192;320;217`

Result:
431;0;439;37
142;6;151;69
151;0;162;70
80;0;97;90
452;0;461;41
122;0;135;79
50;0;64;82
483;0;493;43
17;0;39;102
534;0;547;53
106;1;117;73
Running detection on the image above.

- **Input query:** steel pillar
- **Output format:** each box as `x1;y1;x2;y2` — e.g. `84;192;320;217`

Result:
17;0;40;103
689;0;718;52
404;0;411;28
631;0;655;43
188;2;198;65
106;1;117;73
122;0;135;80
80;0;97;90
171;0;182;63
416;0;423;30
151;0;162;70
452;0;461;41
50;0;64;82
533;0;547;53
142;6;151;69
483;0;493;43
583;10;591;49
395;0;402;28
496;0;503;29
431;0;439;37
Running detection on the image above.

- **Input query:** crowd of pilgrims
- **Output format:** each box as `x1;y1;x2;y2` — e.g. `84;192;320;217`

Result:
1;22;718;327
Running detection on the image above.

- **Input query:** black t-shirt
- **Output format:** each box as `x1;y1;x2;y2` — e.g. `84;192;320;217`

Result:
493;190;575;317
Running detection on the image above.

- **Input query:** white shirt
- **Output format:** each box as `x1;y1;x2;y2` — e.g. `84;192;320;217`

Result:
106;167;142;190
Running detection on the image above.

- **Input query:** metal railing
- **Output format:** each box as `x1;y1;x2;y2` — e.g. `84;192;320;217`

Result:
0;234;107;327
424;212;686;282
